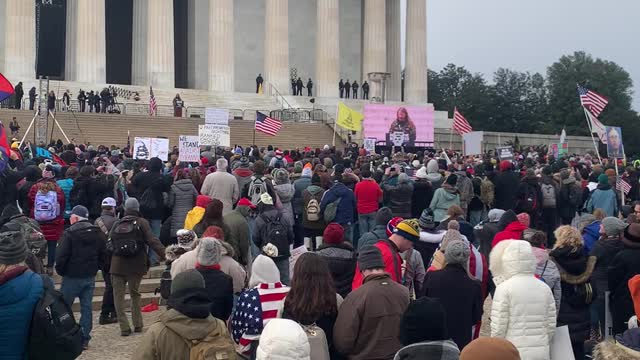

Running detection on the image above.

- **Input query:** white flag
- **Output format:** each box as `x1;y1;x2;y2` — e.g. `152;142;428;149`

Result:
585;107;607;144
560;128;566;144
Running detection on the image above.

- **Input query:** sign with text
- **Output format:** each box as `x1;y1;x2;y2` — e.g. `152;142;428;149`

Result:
363;138;376;153
199;124;230;147
495;146;514;161
463;131;484;156
134;137;169;161
178;135;200;162
549;142;568;158
205;108;229;125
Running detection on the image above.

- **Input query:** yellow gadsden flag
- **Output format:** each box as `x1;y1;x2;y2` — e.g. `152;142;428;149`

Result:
336;102;363;131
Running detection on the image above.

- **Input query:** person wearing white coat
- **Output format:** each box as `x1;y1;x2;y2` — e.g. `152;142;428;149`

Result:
256;318;311;360
490;240;557;360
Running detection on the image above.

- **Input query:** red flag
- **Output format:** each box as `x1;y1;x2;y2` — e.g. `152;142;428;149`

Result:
0;73;14;103
453;108;473;135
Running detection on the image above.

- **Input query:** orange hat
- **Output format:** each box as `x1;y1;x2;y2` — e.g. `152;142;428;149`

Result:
303;163;313;170
628;274;640;319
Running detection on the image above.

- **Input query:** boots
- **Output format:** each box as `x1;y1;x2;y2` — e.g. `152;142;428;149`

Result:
99;312;118;325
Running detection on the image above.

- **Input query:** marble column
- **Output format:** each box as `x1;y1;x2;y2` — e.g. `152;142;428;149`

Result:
2;0;36;80
264;0;289;93
65;0;106;83
385;0;401;101
405;0;428;103
132;0;175;88
315;0;339;98
208;0;234;92
362;0;386;98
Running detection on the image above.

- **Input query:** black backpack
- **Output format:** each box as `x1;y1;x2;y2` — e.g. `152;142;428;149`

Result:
28;275;83;360
139;179;164;214
260;215;288;257
108;216;145;257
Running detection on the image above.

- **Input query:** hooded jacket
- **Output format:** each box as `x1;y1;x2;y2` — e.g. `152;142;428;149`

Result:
253;207;294;258
590;236;623;297
292;174;312;216
55;220;108;278
317;242;357;298
357;224;388;250
493;162;520;211
490;240;557;360
531;246;562;313
393;340;460;360
425;159;443;189
168;179;198;237
320;182;356;225
223;206;251;266
274;182;295;227
586;183;618;217
429;184;460;223
233;167;254;196
184;195;211;230
302;185;326;230
256;319;311;360
383;181;414;218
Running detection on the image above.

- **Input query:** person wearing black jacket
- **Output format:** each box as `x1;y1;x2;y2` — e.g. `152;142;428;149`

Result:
306;78;313;96
95;198;119;325
47;90;56;111
87;90;95;112
70;165;109;221
18;165;42;215
344;80;351;98
56;205;108;349
339;79;344;98
93;91;101;113
316;223;357;298
608;223;640;336
100;88;110;113
493;160;520;212
14;82;23;109
195;238;234;321
28;86;36;110
256;73;264;93
352;81;359;99
77;90;87;112
296;77;304;96
362;81;370;99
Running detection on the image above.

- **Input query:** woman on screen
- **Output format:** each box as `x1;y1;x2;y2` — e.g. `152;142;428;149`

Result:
388;107;417;146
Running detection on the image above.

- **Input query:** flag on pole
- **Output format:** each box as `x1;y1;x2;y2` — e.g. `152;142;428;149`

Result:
127;130;131;150
255;111;282;136
560;128;567;144
577;85;608;118
453;108;473;135
0;122;11;172
0;73;14;103
585;108;607;144
617;177;632;195
336;102;364;131
149;87;157;116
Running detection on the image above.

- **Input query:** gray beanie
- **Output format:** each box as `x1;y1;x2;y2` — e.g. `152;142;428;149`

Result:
602;217;627;236
0;231;28;265
124;197;140;212
445;241;470;270
196;238;223;266
375;207;394;226
358;246;385;271
171;269;205;294
274;168;289;185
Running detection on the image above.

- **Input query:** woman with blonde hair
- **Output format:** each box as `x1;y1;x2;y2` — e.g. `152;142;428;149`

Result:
550;225;596;360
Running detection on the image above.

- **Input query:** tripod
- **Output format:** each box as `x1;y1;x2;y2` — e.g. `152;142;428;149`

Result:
19;109;71;147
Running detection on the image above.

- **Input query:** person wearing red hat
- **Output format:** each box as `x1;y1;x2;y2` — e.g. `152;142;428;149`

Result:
184;195;212;230
222;198;255;266
316;223;356;298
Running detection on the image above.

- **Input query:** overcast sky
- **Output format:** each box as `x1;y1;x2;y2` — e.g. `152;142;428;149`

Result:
401;0;640;110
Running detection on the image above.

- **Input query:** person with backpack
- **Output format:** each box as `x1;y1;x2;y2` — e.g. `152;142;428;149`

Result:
27;165;65;275
55;205;108;350
242;160;277;205
223;198;254;267
550;225;597;360
253;193;294;284
515;169;542;229
200;158;240;216
269;149;288;168
320;174;357;242
559;169;582;225
110;198;166;336
453;168;474;219
283;252;341;359
302;173;326;250
354;168;383;236
130;157;167;235
0;231;45;359
133;269;236;360
0;204;47;273
56;166;78;223
539;166;560;241
273;168;295;235
95;197;119;325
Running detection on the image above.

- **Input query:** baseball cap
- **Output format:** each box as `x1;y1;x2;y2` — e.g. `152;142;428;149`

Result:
71;205;89;218
101;197;117;207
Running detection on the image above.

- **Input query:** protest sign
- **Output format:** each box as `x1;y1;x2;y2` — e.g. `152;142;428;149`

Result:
134;137;169;161
205;108;229;125
178;135;200;162
605;126;624;158
363;138;376;153
549;143;568;158
391;131;405;146
463;131;483;156
495;146;514;161
199;124;230;147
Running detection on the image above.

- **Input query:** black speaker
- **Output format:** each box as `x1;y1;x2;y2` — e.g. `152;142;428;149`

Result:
36;0;66;79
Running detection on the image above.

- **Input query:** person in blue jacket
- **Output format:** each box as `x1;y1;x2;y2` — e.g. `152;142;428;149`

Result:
320;174;357;242
585;174;618;217
0;231;44;360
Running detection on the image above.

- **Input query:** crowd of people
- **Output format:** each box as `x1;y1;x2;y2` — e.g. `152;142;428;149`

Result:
2;138;640;359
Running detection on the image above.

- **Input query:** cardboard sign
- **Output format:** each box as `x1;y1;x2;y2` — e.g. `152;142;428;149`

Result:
134;137;169;161
199;124;230;147
495;146;514;161
205;108;229;125
363;138;376;153
463;131;483;156
178;135;200;162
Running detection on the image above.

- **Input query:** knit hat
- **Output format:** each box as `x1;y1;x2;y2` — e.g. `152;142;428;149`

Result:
196;238;223;266
602;217;628;236
238;156;250;168
301;167;312;178
358;246;385;271
176;229;197;249
237;198;257;209
274;168;289;185
294;162;303;174
393;219;421;243
196;195;212;208
598;173;609;186
560;169;570;180
249;255;281;287
419;208;436;230
375;207;394;226
124;198;140;212
605;168;616;177
441;229;465;252
488;209;506;223
623;223;640;247
445;173;458;186
386;217;404;237
516;213;530;228
0;231;28;265
171;269;205;294
399;297;448;345
415;166;428;179
445;241;470;270
256;319;311;360
460;338;521;360
323;223;344;245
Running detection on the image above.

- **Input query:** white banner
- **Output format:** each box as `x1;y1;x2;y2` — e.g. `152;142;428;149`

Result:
463;131;484;156
134;137;169;161
178;135;200;162
199;124;230;147
205;108;229;125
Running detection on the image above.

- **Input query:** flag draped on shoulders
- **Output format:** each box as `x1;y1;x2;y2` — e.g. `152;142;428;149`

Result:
336;102;363;131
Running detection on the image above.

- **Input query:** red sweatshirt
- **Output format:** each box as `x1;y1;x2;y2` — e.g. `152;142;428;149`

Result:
354;178;382;215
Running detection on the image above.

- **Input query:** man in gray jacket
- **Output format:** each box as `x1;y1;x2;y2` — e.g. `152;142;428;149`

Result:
357;207;393;251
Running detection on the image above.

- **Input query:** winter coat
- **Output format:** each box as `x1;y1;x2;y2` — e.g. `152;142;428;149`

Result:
320;182;356;225
492;221;527;248
429;184;460;222
357;225;388;251
109;210;166;276
586;184;618;217
131;171;168;220
316;242;357;298
383;181;414;218
515;175;542;216
28;179;65;241
223;207;251;266
233;168;254;197
608;240;640;335
167;179;198;236
494;170;521;211
292;175;312;216
393;340;460;360
550;246;596;345
56;178;74;219
352;239;403;290
402;248;426;299
490;240;557;360
582;221;601;254
274;183;295;227
474;221;502;262
415;230;445;268
589;236;623;298
558;178;582;220
531;247;562;313
55;220;108;278
423;265;483;350
253;207;294;258
197;266;234;321
334;274;410;360
302;185;326;230
200;170;240;216
592;329;640;360
411;180;433;218
0;269;43;360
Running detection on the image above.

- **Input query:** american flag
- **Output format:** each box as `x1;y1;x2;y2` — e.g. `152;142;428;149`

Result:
255;111;282;136
585;108;607;144
453;107;473;135
617;177;632;195
577;85;608;118
149;86;157;116
231;283;289;354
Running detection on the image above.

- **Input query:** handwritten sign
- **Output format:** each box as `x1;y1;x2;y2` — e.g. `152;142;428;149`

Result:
134;137;169;161
178;135;200;162
205;108;229;125
199;125;230;147
363;138;376;153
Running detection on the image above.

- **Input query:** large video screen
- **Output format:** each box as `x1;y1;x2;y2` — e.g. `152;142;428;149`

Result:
363;104;435;146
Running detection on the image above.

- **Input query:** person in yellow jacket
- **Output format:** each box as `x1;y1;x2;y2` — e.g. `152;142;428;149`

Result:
184;195;212;230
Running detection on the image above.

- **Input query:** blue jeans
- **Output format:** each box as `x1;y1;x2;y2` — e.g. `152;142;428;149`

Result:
148;219;162;265
273;257;290;285
342;223;354;244
358;213;376;236
61;277;96;344
47;241;57;267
